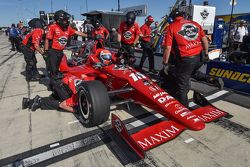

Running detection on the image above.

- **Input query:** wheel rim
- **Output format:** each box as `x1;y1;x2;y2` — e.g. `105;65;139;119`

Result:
79;90;90;120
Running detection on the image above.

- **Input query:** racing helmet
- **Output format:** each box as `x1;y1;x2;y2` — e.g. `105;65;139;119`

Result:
145;15;154;23
99;50;112;66
125;12;136;26
54;10;71;29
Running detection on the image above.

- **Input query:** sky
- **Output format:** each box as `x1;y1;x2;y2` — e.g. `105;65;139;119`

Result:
0;0;250;27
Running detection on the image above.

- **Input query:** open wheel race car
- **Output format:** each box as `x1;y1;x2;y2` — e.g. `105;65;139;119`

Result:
59;38;228;158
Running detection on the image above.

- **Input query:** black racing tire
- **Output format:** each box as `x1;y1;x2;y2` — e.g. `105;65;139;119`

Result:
77;80;110;127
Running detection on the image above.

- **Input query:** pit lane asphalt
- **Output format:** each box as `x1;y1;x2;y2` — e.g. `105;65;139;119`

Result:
0;34;249;167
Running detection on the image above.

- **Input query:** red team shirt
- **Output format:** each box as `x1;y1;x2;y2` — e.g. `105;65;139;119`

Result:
162;16;205;57
118;21;141;45
140;24;152;42
22;28;44;51
92;26;109;39
46;24;76;51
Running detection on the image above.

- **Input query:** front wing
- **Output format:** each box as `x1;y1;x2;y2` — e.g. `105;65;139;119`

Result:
111;91;228;159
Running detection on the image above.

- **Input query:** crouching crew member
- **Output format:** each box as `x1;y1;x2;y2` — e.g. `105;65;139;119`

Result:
44;10;87;77
22;19;45;81
139;15;156;74
162;10;208;107
117;12;141;64
22;78;74;112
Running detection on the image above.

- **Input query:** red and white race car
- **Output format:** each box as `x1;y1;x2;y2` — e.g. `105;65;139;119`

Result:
60;38;228;158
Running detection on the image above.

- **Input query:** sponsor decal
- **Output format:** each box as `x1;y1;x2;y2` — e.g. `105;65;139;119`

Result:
114;119;123;133
149;86;157;92
137;125;180;149
187;115;196;120
200;9;209;20
186;41;201;49
209;68;250;83
158;95;174;104
153;92;168;99
197;109;225;122
123;31;132;40
58;36;68;46
174;104;183;110
153;92;174;104
193;118;201;122
178;23;199;41
174;107;188;115
129;72;146;82
131;10;143;16
173;104;189;115
164;101;175;108
180;111;192;117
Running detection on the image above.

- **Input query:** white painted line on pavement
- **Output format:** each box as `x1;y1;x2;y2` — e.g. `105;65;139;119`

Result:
50;143;60;148
128;113;164;128
68;120;80;124
206;90;229;101
184;138;194;143
189;90;229;107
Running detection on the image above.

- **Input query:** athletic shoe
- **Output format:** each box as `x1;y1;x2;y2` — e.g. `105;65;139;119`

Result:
31;95;41;111
22;98;30;109
215;78;224;90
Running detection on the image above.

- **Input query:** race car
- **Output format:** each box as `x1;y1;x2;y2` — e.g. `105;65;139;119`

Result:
59;38;228;158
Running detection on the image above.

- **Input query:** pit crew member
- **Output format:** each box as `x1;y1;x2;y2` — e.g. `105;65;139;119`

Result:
92;20;109;40
139;15;156;74
162;10;209;107
117;12;141;64
44;10;88;77
22;19;45;81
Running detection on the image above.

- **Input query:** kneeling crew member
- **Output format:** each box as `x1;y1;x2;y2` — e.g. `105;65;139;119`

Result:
22;76;74;112
22;19;45;81
162;10;208;107
44;10;87;77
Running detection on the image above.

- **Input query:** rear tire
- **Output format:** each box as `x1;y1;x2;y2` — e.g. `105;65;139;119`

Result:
77;80;110;127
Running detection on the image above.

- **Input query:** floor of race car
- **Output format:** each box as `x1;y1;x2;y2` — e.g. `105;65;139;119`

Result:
0;34;249;167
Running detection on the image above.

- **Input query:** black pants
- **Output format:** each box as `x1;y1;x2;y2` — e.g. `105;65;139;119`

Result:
174;55;201;107
139;41;154;70
9;37;19;51
22;46;38;80
40;79;72;110
40;96;60;110
47;49;64;77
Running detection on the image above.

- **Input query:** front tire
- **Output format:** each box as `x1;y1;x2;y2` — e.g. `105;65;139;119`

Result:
77;80;110;127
